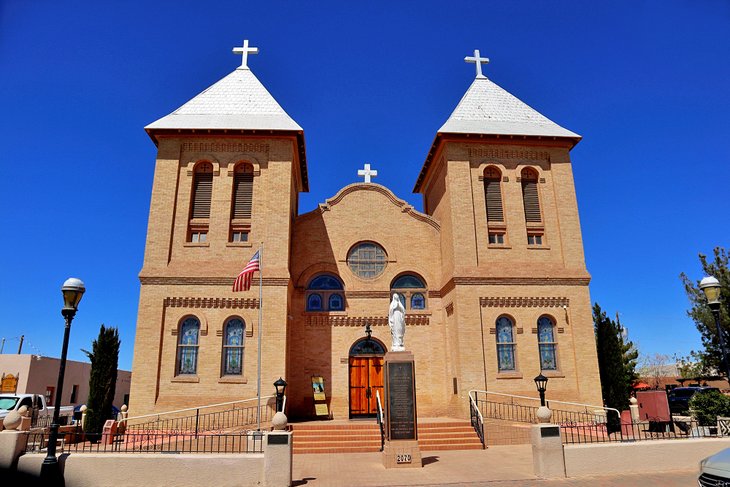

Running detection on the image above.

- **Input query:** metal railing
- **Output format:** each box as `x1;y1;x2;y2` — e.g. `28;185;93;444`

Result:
469;390;721;444
24;430;264;454
121;396;276;435
375;390;385;452
468;392;485;449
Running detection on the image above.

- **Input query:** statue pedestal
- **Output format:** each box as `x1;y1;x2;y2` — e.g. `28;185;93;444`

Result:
382;351;422;468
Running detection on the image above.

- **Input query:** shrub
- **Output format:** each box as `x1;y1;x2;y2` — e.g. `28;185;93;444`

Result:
689;390;730;426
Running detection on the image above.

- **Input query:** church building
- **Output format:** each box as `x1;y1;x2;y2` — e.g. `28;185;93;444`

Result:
129;42;602;420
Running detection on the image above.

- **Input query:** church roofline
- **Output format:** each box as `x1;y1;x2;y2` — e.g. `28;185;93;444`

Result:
145;128;309;193
413;132;579;193
299;182;439;231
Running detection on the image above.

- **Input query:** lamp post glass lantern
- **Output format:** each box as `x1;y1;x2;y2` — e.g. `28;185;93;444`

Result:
534;374;548;407
700;276;730;384
274;377;287;412
41;278;85;484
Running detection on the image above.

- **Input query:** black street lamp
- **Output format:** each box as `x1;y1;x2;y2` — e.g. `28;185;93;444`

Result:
274;377;288;412
40;278;85;484
700;276;730;384
534;373;549;407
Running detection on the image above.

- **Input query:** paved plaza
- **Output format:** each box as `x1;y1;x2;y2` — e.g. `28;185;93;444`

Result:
292;445;698;486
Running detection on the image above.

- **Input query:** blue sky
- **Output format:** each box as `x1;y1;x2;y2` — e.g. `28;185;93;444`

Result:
1;1;729;371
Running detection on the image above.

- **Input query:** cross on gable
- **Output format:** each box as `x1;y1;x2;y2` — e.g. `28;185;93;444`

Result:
232;40;259;69
465;49;489;79
357;163;378;183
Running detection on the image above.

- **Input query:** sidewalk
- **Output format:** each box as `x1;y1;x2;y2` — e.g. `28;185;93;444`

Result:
292;445;698;486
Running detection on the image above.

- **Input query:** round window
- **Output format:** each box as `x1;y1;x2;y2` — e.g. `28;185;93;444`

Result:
347;242;387;279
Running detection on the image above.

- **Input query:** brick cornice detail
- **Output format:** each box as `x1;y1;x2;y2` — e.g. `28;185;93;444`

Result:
440;276;590;295
480;297;570;308
305;314;430;327
164;297;259;309
317;183;440;231
140;276;290;286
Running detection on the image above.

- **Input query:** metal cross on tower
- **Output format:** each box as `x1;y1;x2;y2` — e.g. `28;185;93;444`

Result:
233;40;259;69
357;163;378;183
465;49;489;79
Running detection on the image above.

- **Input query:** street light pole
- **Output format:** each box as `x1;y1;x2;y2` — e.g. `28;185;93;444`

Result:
699;276;730;385
40;278;85;485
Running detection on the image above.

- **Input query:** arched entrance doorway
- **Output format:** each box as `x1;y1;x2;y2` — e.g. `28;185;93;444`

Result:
348;334;386;418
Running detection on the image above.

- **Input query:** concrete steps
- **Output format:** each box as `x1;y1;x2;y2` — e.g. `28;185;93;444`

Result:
291;419;483;454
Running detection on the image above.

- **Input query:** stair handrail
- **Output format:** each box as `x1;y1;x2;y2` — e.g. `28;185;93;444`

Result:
469;389;620;420
376;390;385;451
468;391;485;448
119;395;276;425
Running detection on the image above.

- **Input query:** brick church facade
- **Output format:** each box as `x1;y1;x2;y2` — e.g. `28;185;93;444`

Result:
129;43;602;420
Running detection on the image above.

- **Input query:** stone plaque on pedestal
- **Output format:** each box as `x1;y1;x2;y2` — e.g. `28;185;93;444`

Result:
382;351;422;468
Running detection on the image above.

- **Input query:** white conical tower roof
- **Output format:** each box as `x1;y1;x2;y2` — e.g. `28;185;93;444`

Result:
146;67;302;132
438;76;579;139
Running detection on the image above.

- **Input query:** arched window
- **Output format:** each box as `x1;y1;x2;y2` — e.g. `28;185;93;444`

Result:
484;166;504;222
538;316;557;371
484;166;506;245
350;337;386;355
306;274;344;312
496;316;516;372
347;242;387;279
230;163;253;243
521;168;544;246
188;162;213;243
177;317;200;375
222;318;245;376
391;274;427;311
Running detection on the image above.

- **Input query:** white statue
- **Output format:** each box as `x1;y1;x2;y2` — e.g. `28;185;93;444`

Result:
388;293;406;351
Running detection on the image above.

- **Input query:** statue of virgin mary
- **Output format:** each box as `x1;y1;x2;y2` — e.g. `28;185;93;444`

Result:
388;293;406;351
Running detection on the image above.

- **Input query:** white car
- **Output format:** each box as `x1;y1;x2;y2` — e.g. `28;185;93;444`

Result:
699;448;730;486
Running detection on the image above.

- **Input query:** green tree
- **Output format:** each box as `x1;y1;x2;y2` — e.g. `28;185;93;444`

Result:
83;325;120;437
680;247;730;375
593;303;637;432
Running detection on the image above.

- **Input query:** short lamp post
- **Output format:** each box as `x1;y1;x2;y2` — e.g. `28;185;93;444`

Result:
699;276;730;384
274;377;287;412
40;278;85;484
534;373;549;407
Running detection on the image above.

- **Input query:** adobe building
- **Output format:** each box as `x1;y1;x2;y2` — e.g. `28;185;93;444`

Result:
129;43;602;420
0;354;131;408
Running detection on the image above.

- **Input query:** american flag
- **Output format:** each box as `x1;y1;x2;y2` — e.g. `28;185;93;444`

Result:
232;250;260;292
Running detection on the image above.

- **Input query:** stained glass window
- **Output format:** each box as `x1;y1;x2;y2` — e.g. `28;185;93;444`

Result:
538;316;557;371
496;316;516;371
390;274;427;311
411;293;425;310
177;317;200;375
307;293;323;311
347;242;387;279
306;274;345;312
222;318;245;376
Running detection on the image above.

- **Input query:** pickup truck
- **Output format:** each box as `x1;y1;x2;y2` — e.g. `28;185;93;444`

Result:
0;393;74;430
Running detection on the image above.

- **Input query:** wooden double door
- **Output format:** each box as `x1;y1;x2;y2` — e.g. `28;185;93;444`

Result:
348;356;384;417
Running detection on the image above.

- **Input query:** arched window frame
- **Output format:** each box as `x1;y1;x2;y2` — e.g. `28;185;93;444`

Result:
306;274;345;312
521;167;545;247
496;315;516;372
188;162;213;243
176;316;201;375
484;165;507;246
390;274;427;311
537;315;558;371
221;318;245;376
230;162;254;243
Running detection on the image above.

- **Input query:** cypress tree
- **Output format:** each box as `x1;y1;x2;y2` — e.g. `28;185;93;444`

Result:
83;325;120;438
593;303;636;433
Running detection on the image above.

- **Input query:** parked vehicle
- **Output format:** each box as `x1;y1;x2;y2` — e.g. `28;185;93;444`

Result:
668;387;720;415
0;393;74;430
699;447;730;485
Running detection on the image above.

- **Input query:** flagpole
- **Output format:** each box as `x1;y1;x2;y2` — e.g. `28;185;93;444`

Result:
256;242;263;431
